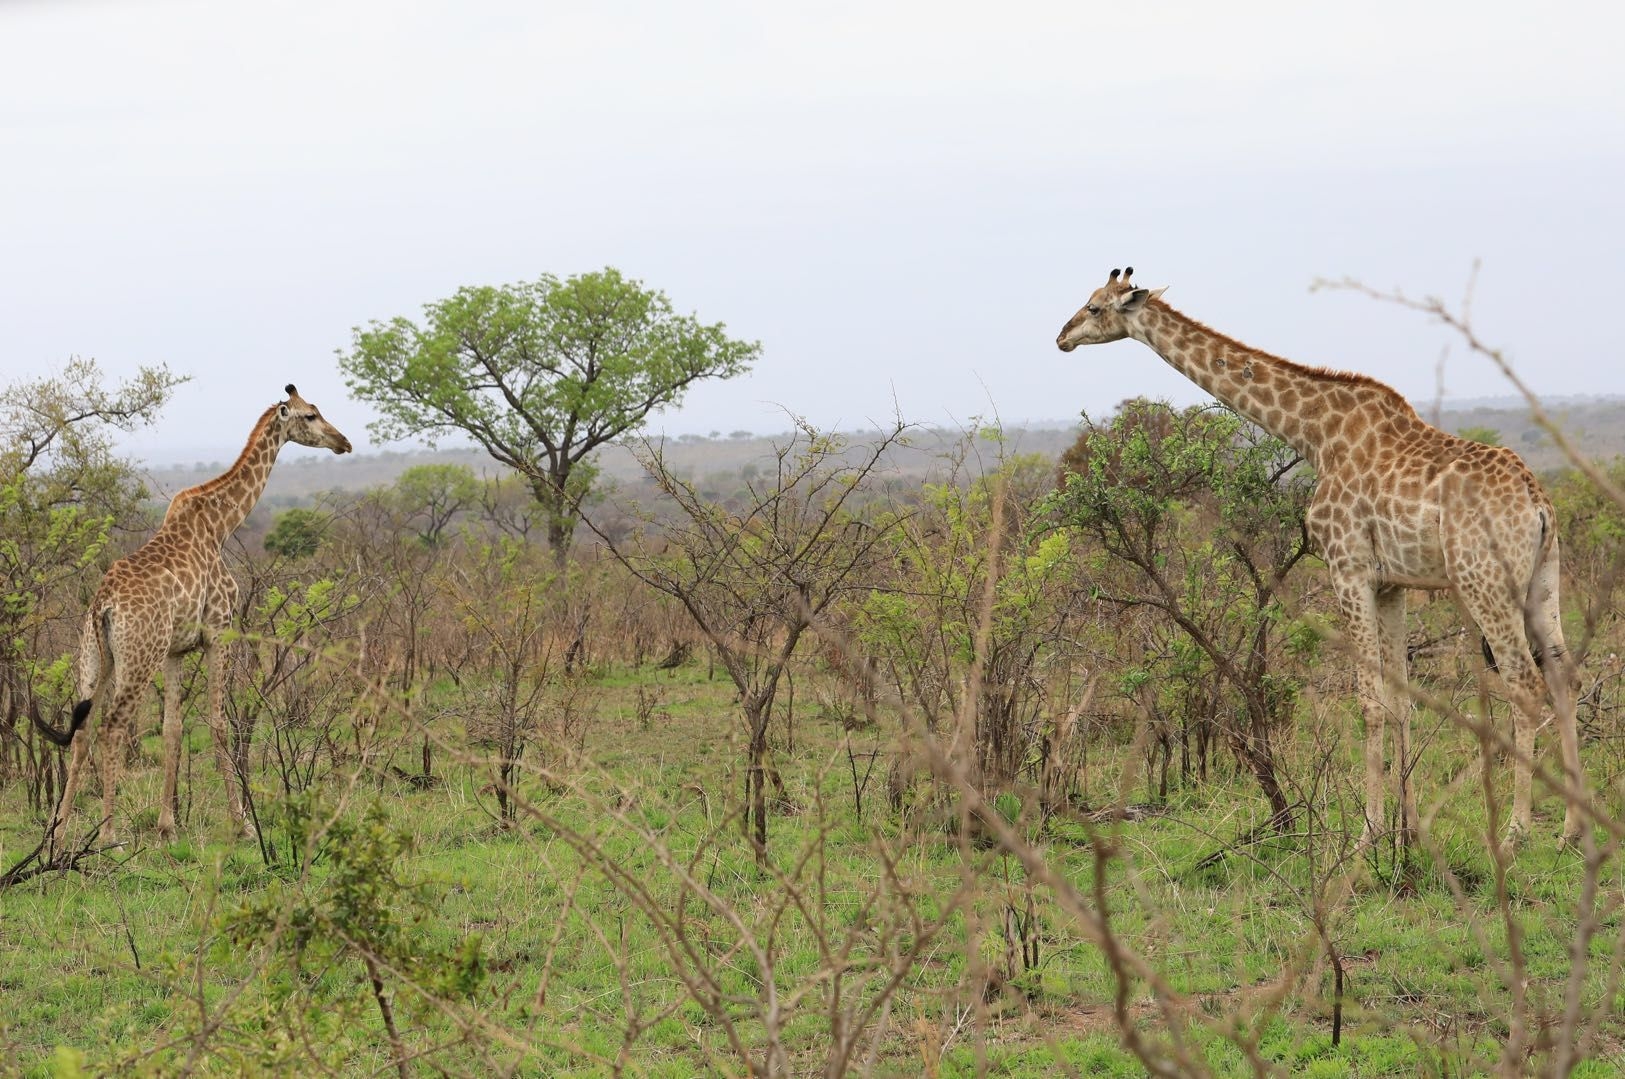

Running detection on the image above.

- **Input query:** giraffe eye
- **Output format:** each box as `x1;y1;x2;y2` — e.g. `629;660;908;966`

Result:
1086;304;1102;317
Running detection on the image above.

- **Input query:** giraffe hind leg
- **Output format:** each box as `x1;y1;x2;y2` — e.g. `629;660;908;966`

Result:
157;654;185;840
48;715;96;855
47;609;115;851
1329;578;1388;849
1376;589;1416;850
1464;593;1544;848
93;684;152;847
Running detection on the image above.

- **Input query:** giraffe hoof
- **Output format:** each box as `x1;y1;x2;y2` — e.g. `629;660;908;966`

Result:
1500;823;1529;858
1355;820;1381;854
1559;813;1582;850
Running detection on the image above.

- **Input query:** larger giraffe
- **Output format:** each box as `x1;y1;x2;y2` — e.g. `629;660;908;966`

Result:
1056;268;1582;848
40;385;351;848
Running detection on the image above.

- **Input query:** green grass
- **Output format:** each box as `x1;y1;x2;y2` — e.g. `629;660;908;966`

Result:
3;664;1625;1075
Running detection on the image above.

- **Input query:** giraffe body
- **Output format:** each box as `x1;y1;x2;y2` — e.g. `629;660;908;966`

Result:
45;386;351;848
1057;269;1580;847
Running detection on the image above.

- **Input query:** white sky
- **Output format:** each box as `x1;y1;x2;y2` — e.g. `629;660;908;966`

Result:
3;1;1622;463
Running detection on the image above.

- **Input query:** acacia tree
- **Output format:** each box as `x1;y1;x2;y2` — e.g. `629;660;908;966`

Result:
1049;400;1315;830
0;359;183;788
339;268;759;559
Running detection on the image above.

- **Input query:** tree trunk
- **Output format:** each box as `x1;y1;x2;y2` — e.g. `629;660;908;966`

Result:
742;697;772;865
537;468;576;568
545;513;572;567
1241;633;1292;831
563;611;587;675
1239;696;1293;831
1246;745;1293;831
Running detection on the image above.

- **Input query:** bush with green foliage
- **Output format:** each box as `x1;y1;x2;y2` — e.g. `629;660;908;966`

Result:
263;507;331;559
1048;400;1316;827
219;796;484;1075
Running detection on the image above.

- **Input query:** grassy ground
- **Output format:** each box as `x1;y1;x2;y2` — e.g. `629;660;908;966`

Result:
2;662;1623;1076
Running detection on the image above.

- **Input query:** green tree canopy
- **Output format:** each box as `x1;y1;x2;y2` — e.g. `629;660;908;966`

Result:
392;463;480;547
2;357;183;509
338;268;760;557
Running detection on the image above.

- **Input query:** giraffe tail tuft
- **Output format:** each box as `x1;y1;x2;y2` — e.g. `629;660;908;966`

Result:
32;698;91;747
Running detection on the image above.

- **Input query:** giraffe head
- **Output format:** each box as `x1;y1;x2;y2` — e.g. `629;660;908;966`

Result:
1055;267;1168;352
278;384;353;454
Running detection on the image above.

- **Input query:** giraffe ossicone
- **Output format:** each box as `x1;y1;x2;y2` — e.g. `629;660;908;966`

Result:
40;385;352;850
1057;268;1583;850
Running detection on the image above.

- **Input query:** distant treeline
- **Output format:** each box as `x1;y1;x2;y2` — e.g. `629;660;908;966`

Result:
140;397;1625;511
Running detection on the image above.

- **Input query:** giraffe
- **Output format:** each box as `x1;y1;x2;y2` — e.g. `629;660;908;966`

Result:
1056;268;1582;849
39;385;351;849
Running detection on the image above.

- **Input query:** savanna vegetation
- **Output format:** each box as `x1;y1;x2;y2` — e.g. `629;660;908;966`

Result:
4;284;1625;1078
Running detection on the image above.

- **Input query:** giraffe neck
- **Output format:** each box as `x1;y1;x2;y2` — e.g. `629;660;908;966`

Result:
1128;300;1411;471
163;406;287;549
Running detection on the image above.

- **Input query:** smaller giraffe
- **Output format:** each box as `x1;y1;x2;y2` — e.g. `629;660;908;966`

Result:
1056;268;1583;850
39;385;351;849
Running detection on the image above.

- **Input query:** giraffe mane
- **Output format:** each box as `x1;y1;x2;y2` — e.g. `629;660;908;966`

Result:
169;403;282;510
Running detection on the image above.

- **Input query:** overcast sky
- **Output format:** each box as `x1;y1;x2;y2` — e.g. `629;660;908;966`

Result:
3;1;1622;464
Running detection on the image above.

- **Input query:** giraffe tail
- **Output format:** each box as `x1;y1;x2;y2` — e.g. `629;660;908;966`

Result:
1482;507;1559;674
33;608;113;747
1525;508;1565;672
1478;637;1542;672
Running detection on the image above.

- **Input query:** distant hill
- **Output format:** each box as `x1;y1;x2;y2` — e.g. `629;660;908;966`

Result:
1424;397;1625;472
137;397;1625;510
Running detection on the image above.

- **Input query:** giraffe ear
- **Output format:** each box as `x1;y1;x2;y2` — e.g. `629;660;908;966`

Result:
1116;286;1167;313
278;403;289;420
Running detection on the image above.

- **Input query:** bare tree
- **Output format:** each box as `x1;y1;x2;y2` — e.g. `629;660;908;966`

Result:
589;419;909;862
